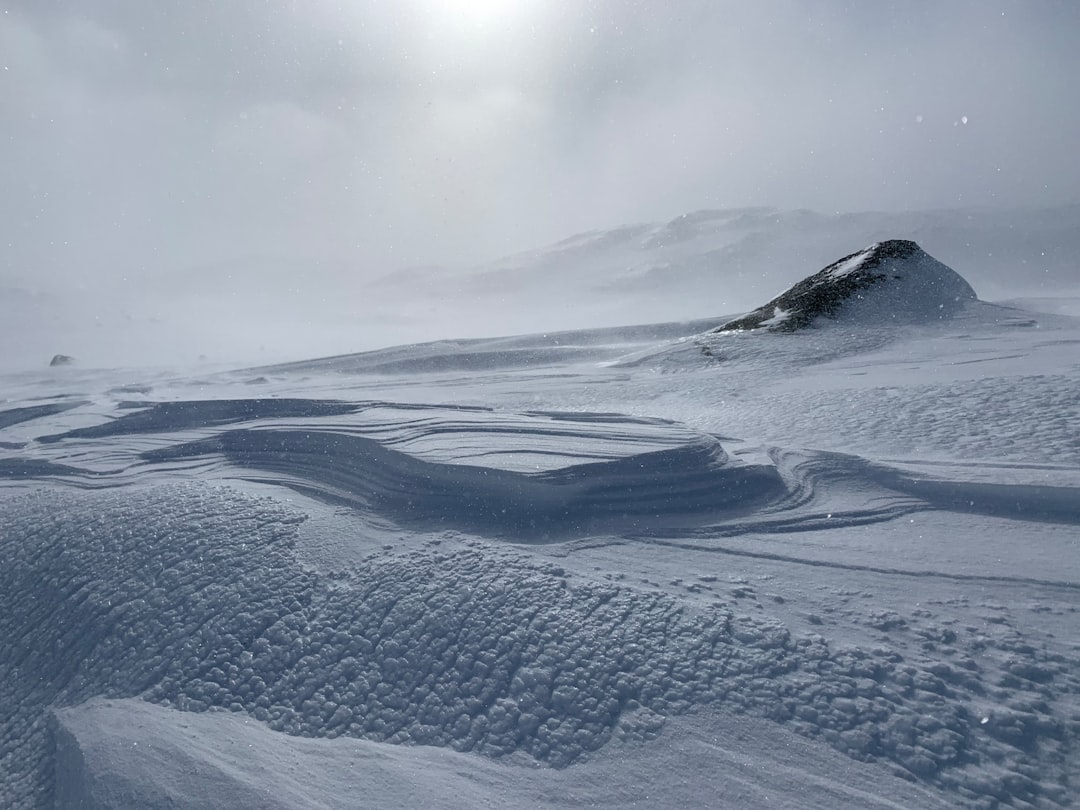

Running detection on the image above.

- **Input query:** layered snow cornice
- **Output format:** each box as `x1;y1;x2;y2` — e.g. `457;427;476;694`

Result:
715;240;978;333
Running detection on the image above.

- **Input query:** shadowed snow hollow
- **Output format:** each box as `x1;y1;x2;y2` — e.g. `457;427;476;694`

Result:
715;240;977;332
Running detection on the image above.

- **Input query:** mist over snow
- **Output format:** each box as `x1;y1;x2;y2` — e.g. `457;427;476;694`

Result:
4;2;1080;370
3;204;1080;371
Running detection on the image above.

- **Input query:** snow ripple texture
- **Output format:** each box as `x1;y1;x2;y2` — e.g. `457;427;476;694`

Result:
19;399;787;540
725;374;1080;465
2;486;1077;808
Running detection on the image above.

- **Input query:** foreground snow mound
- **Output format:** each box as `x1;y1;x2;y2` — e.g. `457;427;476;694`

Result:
715;240;977;332
4;486;1076;809
52;699;952;810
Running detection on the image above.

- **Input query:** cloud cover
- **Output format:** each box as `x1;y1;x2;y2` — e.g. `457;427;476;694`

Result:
3;0;1079;291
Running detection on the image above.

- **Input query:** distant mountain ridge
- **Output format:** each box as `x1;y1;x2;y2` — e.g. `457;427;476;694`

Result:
715;240;978;332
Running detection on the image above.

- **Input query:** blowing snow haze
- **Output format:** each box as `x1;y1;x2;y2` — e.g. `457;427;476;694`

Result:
2;1;1080;368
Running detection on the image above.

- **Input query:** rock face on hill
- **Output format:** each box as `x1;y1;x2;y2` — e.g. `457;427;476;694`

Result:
714;240;977;333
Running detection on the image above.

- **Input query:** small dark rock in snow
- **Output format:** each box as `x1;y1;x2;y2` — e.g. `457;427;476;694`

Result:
714;239;977;332
49;354;75;367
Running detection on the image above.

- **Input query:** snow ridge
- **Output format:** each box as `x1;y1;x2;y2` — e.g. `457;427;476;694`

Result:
17;397;1077;543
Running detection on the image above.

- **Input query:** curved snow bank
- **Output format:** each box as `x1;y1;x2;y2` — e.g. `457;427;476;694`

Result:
144;427;780;540
52;699;952;810
716;240;977;332
254;319;719;376
33;399;786;540
2;486;1077;808
13;397;1080;543
0;401;87;430
37;398;361;442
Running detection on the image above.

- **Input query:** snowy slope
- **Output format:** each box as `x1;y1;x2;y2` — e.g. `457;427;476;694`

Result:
2;247;1080;809
52;698;951;810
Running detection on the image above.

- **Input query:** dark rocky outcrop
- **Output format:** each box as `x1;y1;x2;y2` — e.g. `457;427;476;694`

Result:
714;240;977;333
49;354;75;367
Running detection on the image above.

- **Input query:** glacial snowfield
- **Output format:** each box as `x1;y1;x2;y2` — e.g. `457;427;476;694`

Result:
3;256;1080;807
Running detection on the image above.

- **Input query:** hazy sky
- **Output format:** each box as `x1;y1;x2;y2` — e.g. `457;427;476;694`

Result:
4;0;1080;288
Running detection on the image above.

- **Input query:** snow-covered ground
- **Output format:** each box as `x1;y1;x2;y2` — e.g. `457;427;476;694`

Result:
2;247;1079;808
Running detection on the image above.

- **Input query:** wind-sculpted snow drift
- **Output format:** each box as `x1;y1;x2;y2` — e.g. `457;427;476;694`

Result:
22;399;787;540
11;397;1077;540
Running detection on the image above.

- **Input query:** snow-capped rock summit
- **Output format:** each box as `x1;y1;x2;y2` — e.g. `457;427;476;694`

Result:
714;240;978;333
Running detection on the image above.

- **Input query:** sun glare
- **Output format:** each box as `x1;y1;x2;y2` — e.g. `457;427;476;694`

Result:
427;0;525;28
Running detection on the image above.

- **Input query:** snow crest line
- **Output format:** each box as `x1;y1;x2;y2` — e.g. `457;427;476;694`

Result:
9;397;1080;543
639;536;1080;592
141;427;784;541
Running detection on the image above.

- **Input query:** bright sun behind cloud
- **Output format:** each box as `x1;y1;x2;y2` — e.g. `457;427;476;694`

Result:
424;0;540;33
428;0;519;24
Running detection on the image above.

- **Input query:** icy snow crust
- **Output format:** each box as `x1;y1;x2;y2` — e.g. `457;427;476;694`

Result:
2;282;1080;807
